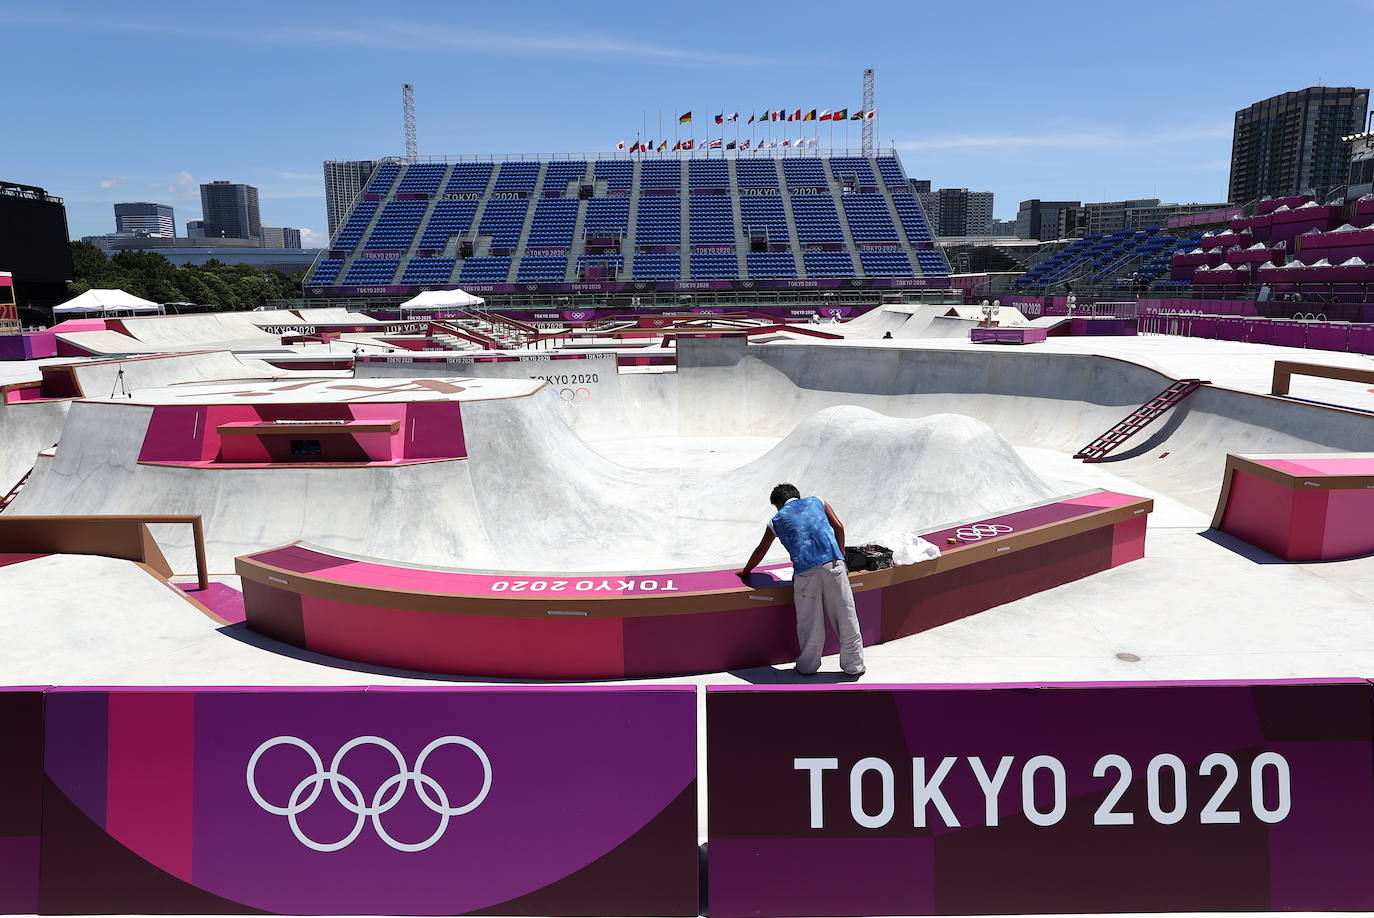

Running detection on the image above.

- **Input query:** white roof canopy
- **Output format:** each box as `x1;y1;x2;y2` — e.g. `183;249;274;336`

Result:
398;289;487;311
52;289;161;315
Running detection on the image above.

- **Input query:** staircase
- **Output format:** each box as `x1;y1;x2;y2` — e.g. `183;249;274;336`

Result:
777;177;806;278
1074;379;1208;462
623;162;641;277
506;162;549;282
0;466;33;511
679;167;691;279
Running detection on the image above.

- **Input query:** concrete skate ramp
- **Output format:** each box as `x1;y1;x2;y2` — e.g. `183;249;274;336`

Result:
295;308;385;325
117;314;286;350
0;352;288;494
678;338;1374;511
363;354;680;440
53;329;159;355
8;392;1061;574
836;304;1030;339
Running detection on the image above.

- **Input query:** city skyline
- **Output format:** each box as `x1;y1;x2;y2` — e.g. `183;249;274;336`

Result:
2;0;1370;243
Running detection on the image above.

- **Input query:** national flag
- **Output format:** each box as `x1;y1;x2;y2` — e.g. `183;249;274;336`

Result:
617;141;625;150
709;139;723;149
682;139;694;150
819;110;832;121
781;139;790;147
727;112;739;122
679;111;692;124
803;109;817;121
740;138;751;150
658;140;668;151
726;140;737;149
864;109;877;120
850;110;863;120
829;108;848;121
714;113;724;124
747;113;756;124
786;109;798;121
672;141;682;151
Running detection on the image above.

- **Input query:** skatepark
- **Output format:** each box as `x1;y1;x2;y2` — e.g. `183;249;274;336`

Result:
7;303;1374;915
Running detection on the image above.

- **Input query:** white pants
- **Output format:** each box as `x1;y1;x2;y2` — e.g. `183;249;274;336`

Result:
793;560;865;675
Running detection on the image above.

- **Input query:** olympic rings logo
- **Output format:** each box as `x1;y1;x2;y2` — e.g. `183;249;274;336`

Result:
246;735;492;853
953;524;1013;542
552;387;591;406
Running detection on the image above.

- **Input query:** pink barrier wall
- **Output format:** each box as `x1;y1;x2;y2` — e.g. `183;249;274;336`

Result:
709;680;1374;916
37;686;698;916
0;689;43;914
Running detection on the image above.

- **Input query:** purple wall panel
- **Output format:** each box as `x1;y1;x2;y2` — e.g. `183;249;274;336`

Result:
708;681;1374;917
0;689;45;915
39;687;698;916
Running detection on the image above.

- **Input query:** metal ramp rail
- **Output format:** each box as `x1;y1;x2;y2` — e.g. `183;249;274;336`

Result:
1074;379;1207;462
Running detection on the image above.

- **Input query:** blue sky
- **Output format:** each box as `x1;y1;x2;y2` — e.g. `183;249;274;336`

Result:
2;0;1370;243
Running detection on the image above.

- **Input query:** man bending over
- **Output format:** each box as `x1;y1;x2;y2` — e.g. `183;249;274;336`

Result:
738;483;865;676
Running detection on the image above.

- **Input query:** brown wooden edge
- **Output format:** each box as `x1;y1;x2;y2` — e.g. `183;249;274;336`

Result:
234;497;1153;620
1272;360;1374;397
217;420;401;435
0;514;209;591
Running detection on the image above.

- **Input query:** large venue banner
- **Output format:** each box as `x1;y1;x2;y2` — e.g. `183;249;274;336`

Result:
708;680;1374;916
40;687;698;916
0;688;44;914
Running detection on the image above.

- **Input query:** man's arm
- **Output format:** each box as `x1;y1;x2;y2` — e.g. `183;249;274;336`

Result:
738;527;776;580
823;501;846;550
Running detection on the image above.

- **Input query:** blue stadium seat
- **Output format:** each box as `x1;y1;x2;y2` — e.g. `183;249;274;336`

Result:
859;252;913;276
803;252;854;277
458;257;512;282
401;258;456;284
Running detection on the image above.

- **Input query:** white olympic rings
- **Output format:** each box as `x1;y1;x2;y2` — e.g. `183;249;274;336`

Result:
953;523;1013;542
246;735;492;853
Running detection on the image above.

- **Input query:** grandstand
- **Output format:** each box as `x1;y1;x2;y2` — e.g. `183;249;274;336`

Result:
305;151;949;299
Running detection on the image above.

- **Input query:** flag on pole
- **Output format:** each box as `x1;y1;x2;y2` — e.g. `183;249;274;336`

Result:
740;138;751;150
864;109;877;119
819;110;832;121
709;138;723;149
658;140;668;151
679;111;692;124
726;140;737;149
617;141;625;149
850;110;863;120
727;112;739;122
714;113;724;124
831;108;848;121
747;113;755;124
781;139;790;147
787;110;798;121
803;109;817;121
682;139;694;150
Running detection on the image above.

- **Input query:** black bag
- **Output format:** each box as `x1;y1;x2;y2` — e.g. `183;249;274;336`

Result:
844;543;894;572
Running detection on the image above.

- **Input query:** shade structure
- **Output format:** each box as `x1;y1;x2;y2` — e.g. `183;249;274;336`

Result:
398;289;486;311
52;289;161;315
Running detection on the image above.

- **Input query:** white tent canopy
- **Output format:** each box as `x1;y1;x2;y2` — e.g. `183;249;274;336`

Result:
52;289;161;315
398;289;486;312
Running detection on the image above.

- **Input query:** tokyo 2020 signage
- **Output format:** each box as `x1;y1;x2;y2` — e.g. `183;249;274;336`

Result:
708;681;1374;916
40;687;698;916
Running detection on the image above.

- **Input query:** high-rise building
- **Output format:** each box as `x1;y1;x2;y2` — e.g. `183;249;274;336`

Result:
1014;199;1081;240
908;178;932;194
260;226;303;249
1228;86;1370;204
199;180;261;240
113;202;174;237
324;160;378;239
919;188;994;236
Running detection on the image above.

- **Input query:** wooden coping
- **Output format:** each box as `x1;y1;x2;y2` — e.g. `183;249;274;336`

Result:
1271;360;1374;396
217;420;400;436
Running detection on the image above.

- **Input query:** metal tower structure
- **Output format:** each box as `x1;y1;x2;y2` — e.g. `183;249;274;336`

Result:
402;83;418;162
861;69;875;156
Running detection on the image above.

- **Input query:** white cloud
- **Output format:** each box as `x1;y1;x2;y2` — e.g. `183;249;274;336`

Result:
896;125;1230;153
300;228;329;248
276;170;321;182
98;176;127;189
169;171;197;198
0;12;775;65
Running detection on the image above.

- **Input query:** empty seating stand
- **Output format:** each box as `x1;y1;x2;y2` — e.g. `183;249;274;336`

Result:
401;258;456;285
314;153;955;291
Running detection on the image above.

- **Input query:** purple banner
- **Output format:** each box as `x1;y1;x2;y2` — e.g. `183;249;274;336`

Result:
0;688;43;914
40;687;697;916
708;681;1374;916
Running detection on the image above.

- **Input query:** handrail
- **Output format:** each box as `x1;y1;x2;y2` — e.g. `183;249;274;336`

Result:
428;320;501;350
0;514;209;591
1271;360;1374;396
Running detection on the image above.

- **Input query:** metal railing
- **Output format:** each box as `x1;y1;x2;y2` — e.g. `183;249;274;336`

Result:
376;147;901;165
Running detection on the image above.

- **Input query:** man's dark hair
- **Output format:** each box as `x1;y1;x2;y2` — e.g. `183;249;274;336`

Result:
769;483;801;508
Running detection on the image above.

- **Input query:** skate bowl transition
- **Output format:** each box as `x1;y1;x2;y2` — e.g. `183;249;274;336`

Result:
7;335;1374;678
